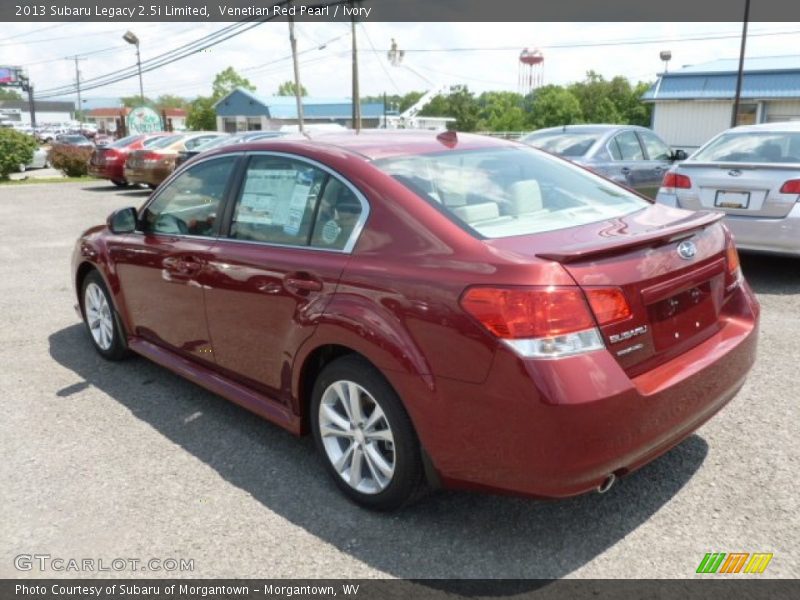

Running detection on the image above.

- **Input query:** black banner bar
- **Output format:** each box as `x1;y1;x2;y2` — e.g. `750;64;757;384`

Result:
2;579;799;600
4;0;800;22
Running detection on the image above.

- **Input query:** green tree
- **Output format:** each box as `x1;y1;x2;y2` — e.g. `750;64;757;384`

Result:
476;91;528;131
0;88;22;100
0;128;37;180
156;94;189;110
420;85;480;131
121;95;154;108
276;81;308;96
186;96;216;131
212;67;256;101
528;85;583;129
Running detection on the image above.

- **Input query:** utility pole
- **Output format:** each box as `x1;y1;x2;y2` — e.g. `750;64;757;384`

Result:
68;56;87;124
288;15;305;134
350;2;361;132
731;0;751;127
18;72;35;129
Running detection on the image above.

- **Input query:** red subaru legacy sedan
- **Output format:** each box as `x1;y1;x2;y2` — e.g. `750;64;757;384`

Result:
72;131;759;510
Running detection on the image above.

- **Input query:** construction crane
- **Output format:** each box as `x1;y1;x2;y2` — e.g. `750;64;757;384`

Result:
385;38;452;129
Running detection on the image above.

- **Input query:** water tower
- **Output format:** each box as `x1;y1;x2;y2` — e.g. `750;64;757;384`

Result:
518;48;544;94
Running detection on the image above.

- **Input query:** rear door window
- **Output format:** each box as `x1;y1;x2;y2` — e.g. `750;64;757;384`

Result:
638;131;672;160
612;131;645;161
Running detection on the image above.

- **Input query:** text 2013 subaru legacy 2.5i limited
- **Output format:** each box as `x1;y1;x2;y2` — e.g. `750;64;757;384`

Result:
72;131;759;510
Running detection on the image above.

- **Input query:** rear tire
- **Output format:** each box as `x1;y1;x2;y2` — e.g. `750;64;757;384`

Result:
81;270;129;361
111;179;129;188
310;355;425;510
147;183;157;190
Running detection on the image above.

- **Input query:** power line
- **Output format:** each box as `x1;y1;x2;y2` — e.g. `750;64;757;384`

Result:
377;28;800;53
36;20;268;97
359;22;402;95
36;0;350;99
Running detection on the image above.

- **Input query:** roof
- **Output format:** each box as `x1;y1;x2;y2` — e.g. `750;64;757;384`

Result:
162;108;187;117
726;121;800;133
0;99;73;112
88;107;130;117
529;124;648;134
642;55;800;101
214;88;385;120
227;130;516;161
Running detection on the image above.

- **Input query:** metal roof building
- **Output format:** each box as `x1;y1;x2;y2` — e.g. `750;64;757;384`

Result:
642;55;800;150
214;88;386;132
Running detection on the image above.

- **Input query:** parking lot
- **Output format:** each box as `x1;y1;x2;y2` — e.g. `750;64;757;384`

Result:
0;180;797;579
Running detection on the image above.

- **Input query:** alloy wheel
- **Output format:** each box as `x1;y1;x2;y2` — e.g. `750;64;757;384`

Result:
318;380;396;494
84;282;114;350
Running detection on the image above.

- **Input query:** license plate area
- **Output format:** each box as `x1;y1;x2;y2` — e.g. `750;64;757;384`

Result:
646;281;716;351
715;190;750;209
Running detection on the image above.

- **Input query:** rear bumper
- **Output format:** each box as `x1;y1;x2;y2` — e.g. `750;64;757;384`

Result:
124;165;171;186
395;282;759;498
88;163;124;181
724;203;800;256
657;193;800;257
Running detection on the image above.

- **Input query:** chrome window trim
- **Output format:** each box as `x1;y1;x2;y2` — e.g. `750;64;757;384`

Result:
229;150;371;255
135;150;370;255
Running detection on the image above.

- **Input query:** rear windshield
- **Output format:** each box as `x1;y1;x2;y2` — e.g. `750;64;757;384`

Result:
692;131;800;163
193;135;233;151
147;134;183;149
109;134;142;148
521;131;600;157
374;147;648;239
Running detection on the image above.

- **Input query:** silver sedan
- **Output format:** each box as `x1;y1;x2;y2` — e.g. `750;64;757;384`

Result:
656;121;800;257
521;124;686;199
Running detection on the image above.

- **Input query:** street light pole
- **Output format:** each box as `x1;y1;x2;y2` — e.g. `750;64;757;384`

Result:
123;31;144;104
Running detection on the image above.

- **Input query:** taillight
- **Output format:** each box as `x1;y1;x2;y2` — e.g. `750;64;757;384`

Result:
104;149;120;162
661;172;692;190
779;179;800;194
141;152;161;162
585;288;632;323
725;234;743;292
460;286;612;358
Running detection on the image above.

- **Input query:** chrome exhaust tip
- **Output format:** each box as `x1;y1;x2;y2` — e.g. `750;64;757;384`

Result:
597;473;616;494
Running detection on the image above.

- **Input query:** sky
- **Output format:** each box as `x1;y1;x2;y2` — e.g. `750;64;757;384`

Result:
2;21;800;104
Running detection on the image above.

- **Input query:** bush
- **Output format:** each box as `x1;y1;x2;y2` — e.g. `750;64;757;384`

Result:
48;144;93;177
0;128;37;180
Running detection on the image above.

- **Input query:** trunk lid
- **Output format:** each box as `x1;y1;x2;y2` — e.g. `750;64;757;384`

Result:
674;162;800;218
486;204;732;375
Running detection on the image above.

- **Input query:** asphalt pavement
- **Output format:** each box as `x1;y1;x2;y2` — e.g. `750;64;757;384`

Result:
0;181;797;580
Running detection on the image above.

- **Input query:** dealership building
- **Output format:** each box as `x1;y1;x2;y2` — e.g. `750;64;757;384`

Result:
0;99;73;126
642;55;800;151
214;88;390;131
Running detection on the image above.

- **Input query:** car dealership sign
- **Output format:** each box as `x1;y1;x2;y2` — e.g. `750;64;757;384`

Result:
126;106;162;134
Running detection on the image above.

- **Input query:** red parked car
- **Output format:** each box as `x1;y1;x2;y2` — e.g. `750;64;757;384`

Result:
88;133;169;187
72;131;759;510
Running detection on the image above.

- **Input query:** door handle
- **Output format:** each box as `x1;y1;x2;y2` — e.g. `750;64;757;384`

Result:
284;274;323;293
620;167;631;174
180;257;203;274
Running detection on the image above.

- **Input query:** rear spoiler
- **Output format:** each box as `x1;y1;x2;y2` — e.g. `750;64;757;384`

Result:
536;211;724;263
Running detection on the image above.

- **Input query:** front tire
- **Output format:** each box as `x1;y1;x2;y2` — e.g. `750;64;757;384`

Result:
310;355;425;510
111;179;129;188
81;271;129;360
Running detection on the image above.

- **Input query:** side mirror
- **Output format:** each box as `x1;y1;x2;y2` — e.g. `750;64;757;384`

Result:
107;207;137;234
671;149;688;161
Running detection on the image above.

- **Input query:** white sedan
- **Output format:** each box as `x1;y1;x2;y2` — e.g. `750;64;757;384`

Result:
20;146;49;172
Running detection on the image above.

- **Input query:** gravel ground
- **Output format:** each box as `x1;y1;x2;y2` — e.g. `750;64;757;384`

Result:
0;181;797;580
